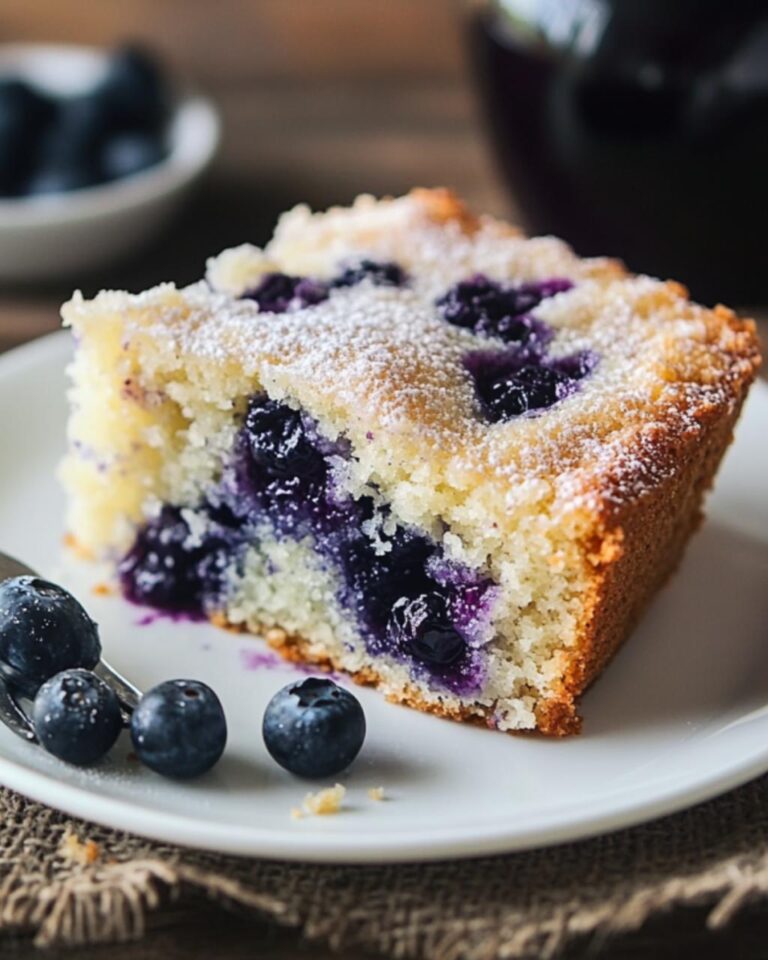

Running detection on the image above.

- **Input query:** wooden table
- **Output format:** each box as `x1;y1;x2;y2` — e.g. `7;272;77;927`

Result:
0;3;765;956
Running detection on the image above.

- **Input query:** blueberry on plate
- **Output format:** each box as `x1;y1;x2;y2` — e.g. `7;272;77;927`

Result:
263;677;366;779
0;576;101;697
130;679;227;778
33;669;122;765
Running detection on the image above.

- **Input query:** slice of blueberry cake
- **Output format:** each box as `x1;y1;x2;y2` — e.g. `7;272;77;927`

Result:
60;189;760;734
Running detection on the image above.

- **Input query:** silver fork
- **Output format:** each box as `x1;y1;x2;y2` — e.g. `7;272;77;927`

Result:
0;551;141;743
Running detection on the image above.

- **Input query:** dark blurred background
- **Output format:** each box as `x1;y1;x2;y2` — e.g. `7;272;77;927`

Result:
1;0;766;351
0;0;502;294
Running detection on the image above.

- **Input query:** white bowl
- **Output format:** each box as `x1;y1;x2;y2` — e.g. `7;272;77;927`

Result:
0;44;220;281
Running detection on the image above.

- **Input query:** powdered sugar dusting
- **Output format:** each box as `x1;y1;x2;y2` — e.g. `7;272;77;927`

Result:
64;193;758;524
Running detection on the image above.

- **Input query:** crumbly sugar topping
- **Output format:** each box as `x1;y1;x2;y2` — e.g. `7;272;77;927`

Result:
63;190;759;524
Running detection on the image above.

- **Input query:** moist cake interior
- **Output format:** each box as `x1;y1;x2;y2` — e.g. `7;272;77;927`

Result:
115;265;594;717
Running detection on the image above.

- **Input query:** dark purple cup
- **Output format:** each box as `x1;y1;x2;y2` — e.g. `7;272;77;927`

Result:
469;0;768;304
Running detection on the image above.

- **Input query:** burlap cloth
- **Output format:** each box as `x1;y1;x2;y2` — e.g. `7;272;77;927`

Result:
2;775;768;959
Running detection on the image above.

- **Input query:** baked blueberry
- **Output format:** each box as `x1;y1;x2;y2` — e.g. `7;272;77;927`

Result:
118;505;239;615
485;364;570;419
388;592;466;665
33;669;122;765
100;131;166;181
262;677;366;778
331;259;406;288
130;679;227;778
341;526;433;635
242;273;329;313
437;274;570;344
0;577;101;697
245;397;325;479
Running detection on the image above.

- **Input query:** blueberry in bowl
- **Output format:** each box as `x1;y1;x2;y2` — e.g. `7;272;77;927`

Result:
130;679;227;778
263;677;366;779
32;668;122;765
0;43;219;280
3;44;170;201
0;576;101;698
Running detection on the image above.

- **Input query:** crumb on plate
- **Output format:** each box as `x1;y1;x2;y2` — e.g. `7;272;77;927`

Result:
367;786;385;801
293;783;346;818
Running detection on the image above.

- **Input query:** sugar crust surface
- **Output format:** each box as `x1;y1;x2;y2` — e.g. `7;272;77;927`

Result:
60;189;760;733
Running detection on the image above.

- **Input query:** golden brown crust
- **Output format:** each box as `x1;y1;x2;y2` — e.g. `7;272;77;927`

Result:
408;187;481;234
542;344;759;732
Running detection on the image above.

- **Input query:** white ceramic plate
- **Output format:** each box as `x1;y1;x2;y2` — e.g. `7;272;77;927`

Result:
0;332;767;863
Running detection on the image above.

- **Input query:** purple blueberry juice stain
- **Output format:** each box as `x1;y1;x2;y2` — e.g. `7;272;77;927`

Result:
239;647;343;681
133;608;205;627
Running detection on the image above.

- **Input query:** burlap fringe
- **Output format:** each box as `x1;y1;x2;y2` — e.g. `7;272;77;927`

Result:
0;859;288;948
0;848;766;956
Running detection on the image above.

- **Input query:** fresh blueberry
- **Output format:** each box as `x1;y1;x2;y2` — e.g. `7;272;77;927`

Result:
245;397;325;479
32;669;122;765
242;272;329;313
484;364;571;419
0;79;56;195
100;131;166;181
388;592;466;665
0;577;101;697
331;259;406;288
262;677;366;778
97;45;169;131
26;94;112;195
130;679;227;778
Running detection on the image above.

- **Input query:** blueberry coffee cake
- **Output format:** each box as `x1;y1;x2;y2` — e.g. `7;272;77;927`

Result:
60;189;760;735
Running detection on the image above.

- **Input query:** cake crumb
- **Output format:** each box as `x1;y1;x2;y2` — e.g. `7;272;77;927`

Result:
290;806;305;820
295;783;346;817
92;582;113;596
367;786;385;801
59;830;101;865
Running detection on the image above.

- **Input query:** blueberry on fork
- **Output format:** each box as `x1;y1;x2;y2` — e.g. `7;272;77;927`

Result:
0;576;101;698
33;668;122;765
